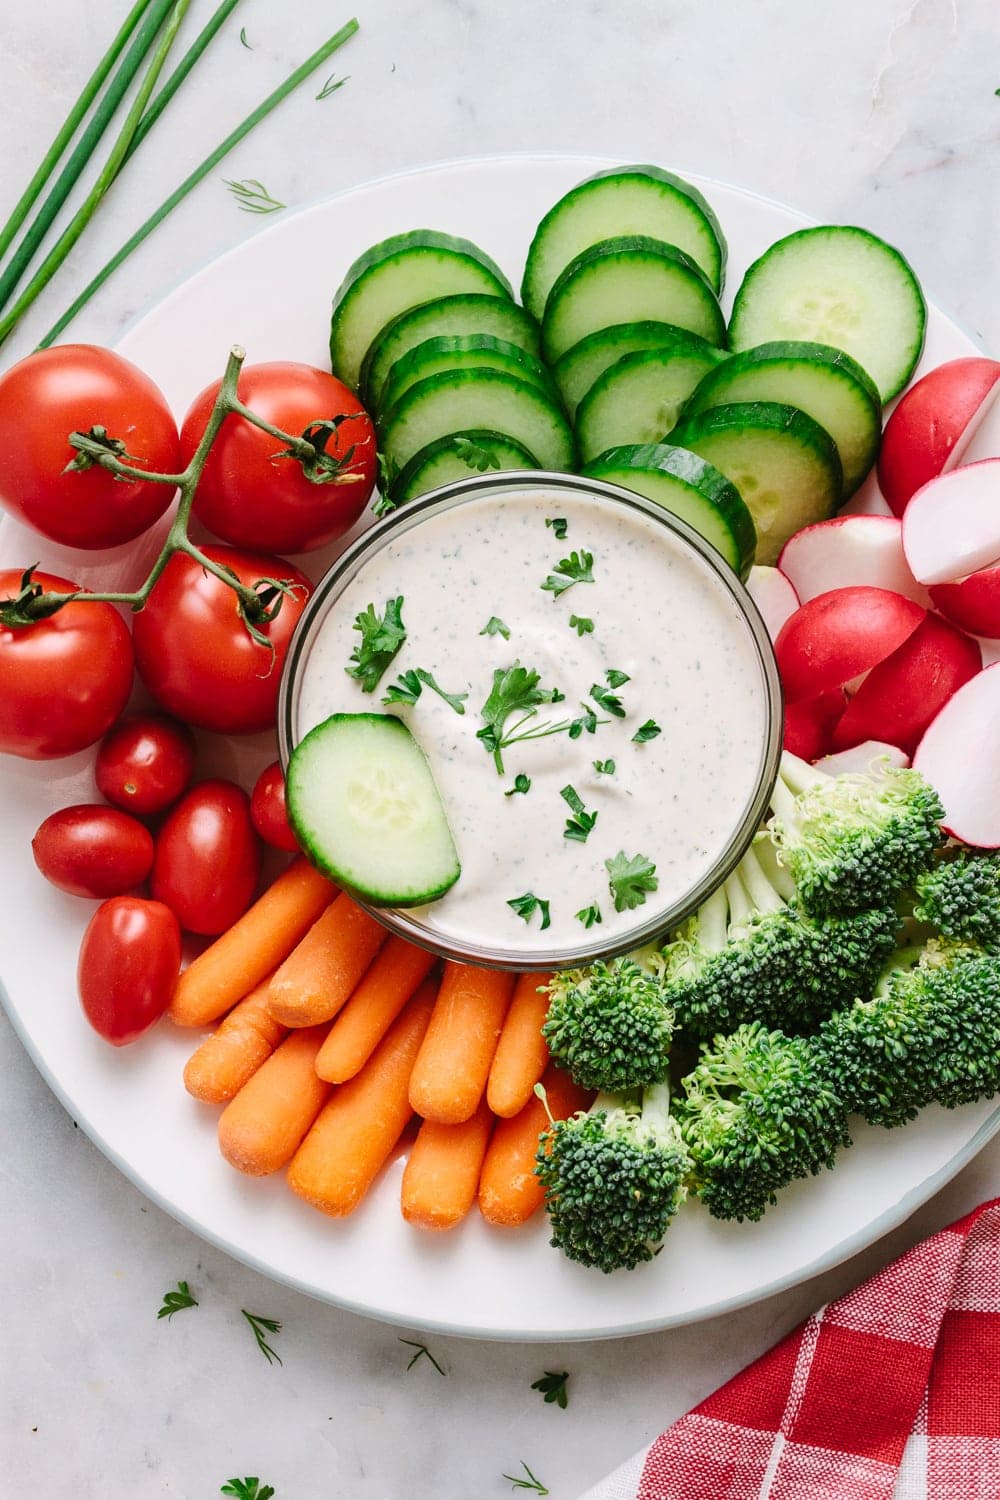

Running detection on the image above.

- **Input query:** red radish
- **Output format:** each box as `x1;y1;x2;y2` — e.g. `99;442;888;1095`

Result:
777;515;930;608
877;357;1000;516
831;613;981;756
774;587;926;703
930;562;1000;640
746;566;800;642
902;459;1000;585
913;662;1000;845
816;741;910;775
783;691;845;760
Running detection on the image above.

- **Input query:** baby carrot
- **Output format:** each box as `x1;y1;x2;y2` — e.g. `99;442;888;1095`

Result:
287;979;437;1217
217;1023;331;1177
478;1062;591;1227
168;856;335;1028
400;1097;495;1232
182;977;286;1103
408;961;516;1125
486;971;552;1118
266;890;387;1028
314;935;437;1083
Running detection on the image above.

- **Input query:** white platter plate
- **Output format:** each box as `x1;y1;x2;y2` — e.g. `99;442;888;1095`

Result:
2;154;998;1342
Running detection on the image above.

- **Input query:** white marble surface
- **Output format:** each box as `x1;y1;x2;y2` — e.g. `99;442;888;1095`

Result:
3;1;1000;1496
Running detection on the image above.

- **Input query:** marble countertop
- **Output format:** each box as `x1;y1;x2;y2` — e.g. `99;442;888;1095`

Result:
3;2;1000;1496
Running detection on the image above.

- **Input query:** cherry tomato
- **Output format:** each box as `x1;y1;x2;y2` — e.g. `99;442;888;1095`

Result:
250;760;299;852
33;804;154;897
151;779;262;934
181;362;377;553
0;345;180;549
78;896;181;1045
0;569;134;759
132;545;312;734
96;714;195;817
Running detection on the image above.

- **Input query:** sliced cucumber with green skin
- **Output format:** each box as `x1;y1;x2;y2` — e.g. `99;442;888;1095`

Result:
541;235;726;366
330;231;514;391
679;340;881;498
728;225;926;402
576;344;727;464
286;713;460;906
669;401;842;566
583;442;756;578
553;320;726;419
391;429;539;505
379;334;556;418
360;293;542;411
379;368;576;475
522;164;727;320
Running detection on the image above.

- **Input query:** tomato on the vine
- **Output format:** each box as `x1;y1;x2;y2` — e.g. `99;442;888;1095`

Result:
151;779;261;935
131;545;312;734
78;896;181;1045
96;714;196;817
0;345;180;549
181;362;377;554
251;760;299;852
32;805;154;898
0;569;134;759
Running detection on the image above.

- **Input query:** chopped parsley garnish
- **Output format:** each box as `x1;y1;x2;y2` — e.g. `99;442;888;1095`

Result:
531;1370;570;1408
632;718;662;743
589;680;627;718
575;903;602;929
593;758;616;775
567;702;607;739
476;661;571;774
452;436;502;473
604;668;631;689
346;595;406;692
221;1479;274;1500
507;892;551;930
545;517;568;539
605;851;659;912
382;667;467;714
568;614;594;636
480;615;511;640
157;1281;198;1320
541;549;594;599
560;784;598;843
504;773;532;797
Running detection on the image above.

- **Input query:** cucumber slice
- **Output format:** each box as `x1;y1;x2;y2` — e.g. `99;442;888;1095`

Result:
330;231;514;391
669;401;842;566
541;236;726;365
583;442;756;578
379;334;556;417
554;320;725;419
286;713;460;906
576;344;726;464
379;369;576;476
680;340;881;497
522;164;727;319
391;429;539;506
728;225;926;402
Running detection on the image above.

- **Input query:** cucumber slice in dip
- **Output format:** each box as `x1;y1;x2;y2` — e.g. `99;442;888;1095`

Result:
286;713;461;906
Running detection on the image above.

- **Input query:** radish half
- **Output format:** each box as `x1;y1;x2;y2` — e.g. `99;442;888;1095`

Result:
913;662;1000;845
902;459;1000;586
783;691;845;761
816;741;910;775
746;565;800;641
777;514;930;607
877;356;1000;517
774;586;926;703
930;563;1000;640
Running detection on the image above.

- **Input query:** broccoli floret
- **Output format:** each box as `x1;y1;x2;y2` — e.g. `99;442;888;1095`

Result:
541;957;674;1092
535;1081;690;1272
768;751;945;917
677;1022;850;1222
815;940;1000;1128
659;840;898;1038
913;850;1000;949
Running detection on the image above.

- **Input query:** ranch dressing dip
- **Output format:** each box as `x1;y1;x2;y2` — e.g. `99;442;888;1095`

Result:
294;483;775;961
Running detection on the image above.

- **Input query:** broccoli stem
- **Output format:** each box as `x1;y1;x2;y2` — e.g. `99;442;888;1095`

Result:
777;750;829;797
735;845;786;917
696;882;730;954
640;1078;671;1129
752;835;797;901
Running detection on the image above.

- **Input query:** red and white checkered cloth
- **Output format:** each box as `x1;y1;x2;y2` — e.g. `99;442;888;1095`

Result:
580;1199;1000;1500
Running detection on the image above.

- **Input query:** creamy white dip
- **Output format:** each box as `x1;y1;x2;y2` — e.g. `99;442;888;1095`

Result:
295;485;772;958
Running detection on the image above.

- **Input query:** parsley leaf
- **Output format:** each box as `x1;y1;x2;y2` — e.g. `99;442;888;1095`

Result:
221;1479;274;1500
593;758;616;775
382;667;467;714
477;661;570;774
480;615;511;640
604;668;631;689
507;892;551;930
531;1370;570;1408
399;1337;446;1375
545;517;568;539
568;614;594;637
452;436;502;473
241;1310;282;1365
575;903;602;929
605;851;659;912
567;702;607;739
504;773;532;797
589;680;626;717
157;1281;198;1320
346;596;406;692
541;549;594;599
560;784;598;843
632;718;662;743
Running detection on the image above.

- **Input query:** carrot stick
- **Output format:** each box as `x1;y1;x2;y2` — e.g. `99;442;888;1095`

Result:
287;979;437;1217
400;1097;495;1231
266;890;388;1028
486;971;552;1118
217;1024;331;1177
314;936;437;1083
183;977;287;1103
408;961;516;1125
168;857;335;1028
478;1062;592;1227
